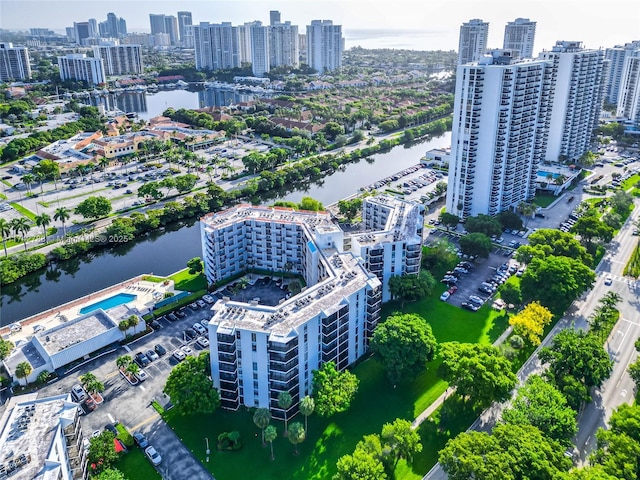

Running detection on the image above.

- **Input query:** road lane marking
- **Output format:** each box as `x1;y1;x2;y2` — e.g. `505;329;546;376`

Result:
139;385;146;391
123;345;132;352
128;413;160;432
108;413;115;423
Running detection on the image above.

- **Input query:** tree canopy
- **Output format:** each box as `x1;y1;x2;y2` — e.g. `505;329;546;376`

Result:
591;404;640;479
458;232;492;258
515;229;592;266
0;338;14;360
439;212;460;230
570;214;614;247
508;301;554;345
496;211;523;230
387;272;436;307
88;431;119;474
464;214;502;237
312;361;359;417
333;448;387;480
439;424;572;480
439;342;517;407
337;198;363;221
163;353;220;415
75;196;112;219
520;255;595;314
502;374;577;445
370;313;437;384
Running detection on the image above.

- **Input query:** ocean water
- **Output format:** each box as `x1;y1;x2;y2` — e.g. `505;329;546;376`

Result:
344;28;453;51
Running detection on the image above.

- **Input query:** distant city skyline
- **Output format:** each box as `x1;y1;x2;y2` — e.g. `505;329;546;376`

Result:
1;0;638;52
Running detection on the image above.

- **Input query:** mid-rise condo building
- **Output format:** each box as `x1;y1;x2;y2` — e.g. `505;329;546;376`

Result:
604;41;640;105
0;42;31;81
201;196;422;416
57;54;105;86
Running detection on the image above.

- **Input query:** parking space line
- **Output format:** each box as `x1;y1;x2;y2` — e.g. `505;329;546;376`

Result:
128;413;160;432
123;345;132;353
108;413;115;423
104;370;120;380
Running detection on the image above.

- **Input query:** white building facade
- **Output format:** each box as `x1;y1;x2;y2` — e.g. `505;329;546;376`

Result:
604;42;640;104
306;20;343;73
250;23;270;77
0;42;31;81
617;49;640;127
446;52;552;218
201;196;422;416
57;54;105;86
542;41;605;162
503;18;536;59
269;21;300;69
93;44;143;76
458;19;489;65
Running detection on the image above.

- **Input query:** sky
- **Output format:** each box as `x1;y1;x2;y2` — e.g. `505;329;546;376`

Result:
1;0;639;52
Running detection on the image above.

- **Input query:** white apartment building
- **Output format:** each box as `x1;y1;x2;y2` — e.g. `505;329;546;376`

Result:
503;18;536;59
93;44;143;76
617;50;640;127
250;22;270;77
178;11;194;48
541;41;605;162
458;19;489;65
0;42;31;81
0;394;87;480
604;41;640;105
306;20;343;73
237;22;256;64
201;196;422;415
269;21;299;69
194;22;241;71
446;51;552;218
57;54;106;86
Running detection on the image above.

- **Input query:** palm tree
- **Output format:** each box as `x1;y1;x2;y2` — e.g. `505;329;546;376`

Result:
15;361;32;386
22;173;35;194
11;217;31;251
54;207;71;237
80;372;105;398
278;391;293;436
35;170;46;194
98;156;110;171
600;291;622;309
116;355;132;371
125;362;139;378
287;422;305;455
34;213;51;242
253;408;271;446
264;425;277;460
0;218;11;257
299;395;315;432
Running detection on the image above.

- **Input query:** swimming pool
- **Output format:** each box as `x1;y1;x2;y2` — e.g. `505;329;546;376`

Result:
80;293;137;314
537;170;560;179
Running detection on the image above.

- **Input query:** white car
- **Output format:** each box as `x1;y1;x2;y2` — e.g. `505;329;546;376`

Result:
146;349;159;362
181;345;193;356
145;446;162;466
202;294;215;304
192;322;206;335
440;291;451;302
172;349;186;361
135;369;148;382
201;319;209;328
196;336;210;348
605;275;613;286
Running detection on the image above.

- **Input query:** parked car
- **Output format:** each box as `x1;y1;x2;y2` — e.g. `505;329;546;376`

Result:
202;294;215;304
135;369;148;382
440;291;451;302
468;295;485;306
145;446;162;466
192;322;206;335
146;349;159;362
175;309;187;318
181;345;194;356
184;328;197;340
105;423;118;435
172;349;186;361
154;344;167;356
149;319;162;330
201;319;209;328
196;300;207;309
447;285;458;294
605;275;613;286
189;302;199;311
84;396;97;411
461;302;479;312
167;313;179;322
71;384;87;402
134;352;150;367
196;336;210;348
133;431;149;449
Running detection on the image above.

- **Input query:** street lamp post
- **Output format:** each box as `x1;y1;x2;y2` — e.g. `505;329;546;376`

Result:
205;437;210;462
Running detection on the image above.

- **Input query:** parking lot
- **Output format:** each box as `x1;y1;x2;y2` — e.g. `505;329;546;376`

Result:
33;300;217;480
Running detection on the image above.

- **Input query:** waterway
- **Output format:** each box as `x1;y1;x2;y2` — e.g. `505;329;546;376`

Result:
0;132;451;325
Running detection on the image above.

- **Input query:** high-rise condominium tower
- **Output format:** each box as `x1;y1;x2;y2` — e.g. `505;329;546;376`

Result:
503;18;536;58
458;19;489;65
306;20;343;73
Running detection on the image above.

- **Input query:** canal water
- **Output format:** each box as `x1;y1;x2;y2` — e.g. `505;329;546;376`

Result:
1;125;450;325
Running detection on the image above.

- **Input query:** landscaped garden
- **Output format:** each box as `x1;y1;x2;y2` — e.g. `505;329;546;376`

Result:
164;289;509;480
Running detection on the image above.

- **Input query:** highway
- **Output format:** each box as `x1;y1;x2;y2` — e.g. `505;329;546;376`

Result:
424;202;640;479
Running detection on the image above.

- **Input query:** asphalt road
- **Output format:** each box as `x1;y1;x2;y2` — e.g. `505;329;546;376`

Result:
425;202;640;479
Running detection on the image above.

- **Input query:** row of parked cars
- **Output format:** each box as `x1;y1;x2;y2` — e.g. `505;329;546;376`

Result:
133;431;162;466
440;261;475;302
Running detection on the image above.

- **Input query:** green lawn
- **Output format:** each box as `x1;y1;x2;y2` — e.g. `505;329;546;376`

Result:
622;173;640;191
533;192;558;208
169;269;207;292
114;447;162;480
9;202;37;220
165;289;509;480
